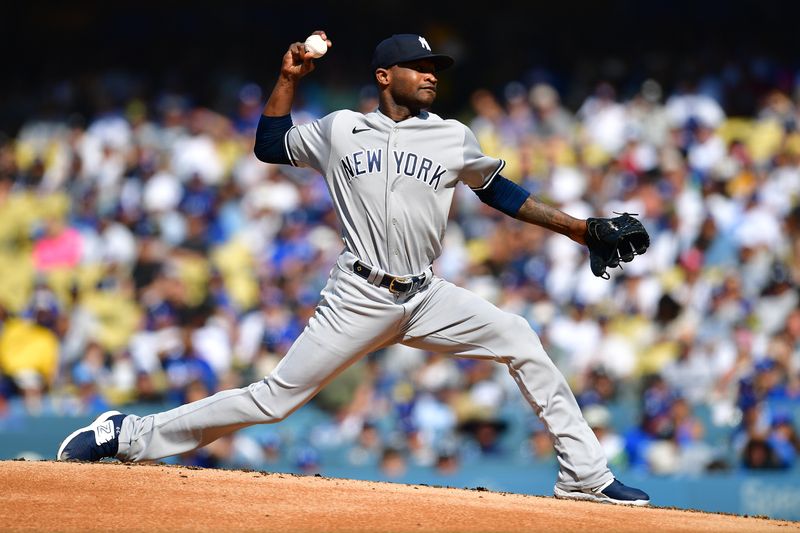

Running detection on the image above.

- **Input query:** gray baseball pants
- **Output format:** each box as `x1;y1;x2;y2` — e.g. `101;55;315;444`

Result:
117;252;613;491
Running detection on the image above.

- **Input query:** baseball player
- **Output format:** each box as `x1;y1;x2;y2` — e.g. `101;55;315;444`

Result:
58;31;650;506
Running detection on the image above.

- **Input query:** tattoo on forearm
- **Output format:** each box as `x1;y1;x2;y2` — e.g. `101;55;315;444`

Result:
516;197;584;239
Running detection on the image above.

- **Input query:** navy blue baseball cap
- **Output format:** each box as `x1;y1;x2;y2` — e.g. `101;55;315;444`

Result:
371;34;454;71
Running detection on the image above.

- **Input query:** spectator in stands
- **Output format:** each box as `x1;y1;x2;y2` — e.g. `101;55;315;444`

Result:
583;404;627;468
0;297;60;414
522;421;557;465
576;366;619;408
161;327;218;405
528;83;575;140
766;412;800;469
742;437;784;470
347;421;384;467
458;414;509;458
577;81;627;158
434;438;461;475
379;445;407;478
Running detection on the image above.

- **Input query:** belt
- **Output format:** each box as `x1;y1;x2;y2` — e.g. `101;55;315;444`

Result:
352;260;430;296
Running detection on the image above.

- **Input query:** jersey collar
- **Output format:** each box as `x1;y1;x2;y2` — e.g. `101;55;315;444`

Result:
374;108;430;126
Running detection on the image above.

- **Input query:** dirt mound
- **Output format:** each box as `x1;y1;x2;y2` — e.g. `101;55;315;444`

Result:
0;461;797;532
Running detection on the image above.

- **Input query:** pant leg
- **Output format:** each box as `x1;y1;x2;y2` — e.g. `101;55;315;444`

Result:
118;264;404;462
401;277;613;491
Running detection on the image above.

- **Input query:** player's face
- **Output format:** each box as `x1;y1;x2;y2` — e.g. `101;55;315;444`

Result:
387;59;439;109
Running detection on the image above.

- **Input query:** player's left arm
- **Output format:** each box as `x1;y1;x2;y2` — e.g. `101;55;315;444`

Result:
514;193;587;245
472;176;587;244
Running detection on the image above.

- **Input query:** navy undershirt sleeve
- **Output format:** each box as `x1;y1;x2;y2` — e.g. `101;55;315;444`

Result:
254;114;293;164
472;175;530;217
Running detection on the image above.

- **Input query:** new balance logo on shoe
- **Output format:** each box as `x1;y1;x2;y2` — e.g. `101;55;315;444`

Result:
95;421;116;445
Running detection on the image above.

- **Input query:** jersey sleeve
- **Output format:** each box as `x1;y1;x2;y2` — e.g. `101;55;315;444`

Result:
457;125;506;190
284;111;340;172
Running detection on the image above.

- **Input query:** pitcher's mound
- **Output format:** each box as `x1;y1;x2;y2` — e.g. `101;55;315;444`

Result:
1;461;796;532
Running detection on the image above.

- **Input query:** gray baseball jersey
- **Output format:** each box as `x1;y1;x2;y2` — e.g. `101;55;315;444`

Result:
285;108;503;275
114;107;613;494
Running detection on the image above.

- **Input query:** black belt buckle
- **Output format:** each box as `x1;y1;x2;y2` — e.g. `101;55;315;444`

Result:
353;259;426;296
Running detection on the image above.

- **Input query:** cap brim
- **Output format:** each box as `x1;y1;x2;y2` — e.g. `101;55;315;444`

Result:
375;53;455;71
427;54;454;71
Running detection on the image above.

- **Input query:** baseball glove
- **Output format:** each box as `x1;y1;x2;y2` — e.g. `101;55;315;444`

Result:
585;212;650;279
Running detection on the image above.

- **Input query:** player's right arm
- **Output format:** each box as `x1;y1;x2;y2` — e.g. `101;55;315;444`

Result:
264;31;329;116
254;31;330;164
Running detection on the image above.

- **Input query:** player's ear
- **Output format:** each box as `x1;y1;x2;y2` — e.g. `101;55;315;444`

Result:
375;68;390;87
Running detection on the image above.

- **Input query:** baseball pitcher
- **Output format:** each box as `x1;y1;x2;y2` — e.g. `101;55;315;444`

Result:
58;31;650;505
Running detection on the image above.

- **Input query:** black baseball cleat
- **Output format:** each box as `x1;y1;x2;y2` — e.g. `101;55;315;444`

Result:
57;410;127;462
554;479;650;506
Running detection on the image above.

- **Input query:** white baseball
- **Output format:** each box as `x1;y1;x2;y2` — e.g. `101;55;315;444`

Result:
304;34;328;58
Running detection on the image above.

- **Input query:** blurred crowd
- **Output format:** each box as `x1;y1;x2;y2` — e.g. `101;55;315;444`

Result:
1;62;799;479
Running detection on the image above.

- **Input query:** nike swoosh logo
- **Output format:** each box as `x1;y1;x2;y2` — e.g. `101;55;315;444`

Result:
352;127;370;134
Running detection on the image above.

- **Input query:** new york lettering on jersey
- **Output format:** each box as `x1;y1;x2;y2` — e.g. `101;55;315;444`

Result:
339;149;383;178
392;151;446;190
339;148;445;190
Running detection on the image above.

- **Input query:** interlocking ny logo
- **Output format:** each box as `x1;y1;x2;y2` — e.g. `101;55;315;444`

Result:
95;420;115;445
418;36;431;51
